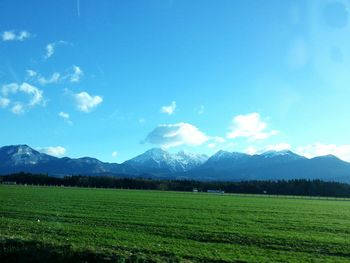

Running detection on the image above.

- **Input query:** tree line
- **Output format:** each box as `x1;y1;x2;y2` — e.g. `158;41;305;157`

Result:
1;172;350;197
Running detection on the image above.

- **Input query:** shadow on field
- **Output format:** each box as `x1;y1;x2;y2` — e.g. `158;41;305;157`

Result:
0;239;183;263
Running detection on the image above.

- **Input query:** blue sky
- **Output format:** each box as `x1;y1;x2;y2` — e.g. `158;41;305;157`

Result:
1;0;350;162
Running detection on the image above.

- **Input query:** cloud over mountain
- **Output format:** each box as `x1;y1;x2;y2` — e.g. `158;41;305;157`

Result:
144;122;209;148
227;113;278;141
296;143;350;162
37;146;66;157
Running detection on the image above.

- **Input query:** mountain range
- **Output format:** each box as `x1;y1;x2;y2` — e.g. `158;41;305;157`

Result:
1;144;350;183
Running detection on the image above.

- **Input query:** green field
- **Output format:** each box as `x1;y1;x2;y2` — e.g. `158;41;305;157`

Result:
1;185;350;262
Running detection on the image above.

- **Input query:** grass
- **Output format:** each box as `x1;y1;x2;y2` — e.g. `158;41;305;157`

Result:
1;185;350;262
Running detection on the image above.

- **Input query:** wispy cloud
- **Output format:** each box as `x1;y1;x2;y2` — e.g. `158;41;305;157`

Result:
206;136;225;149
245;143;292;155
73;91;103;113
38;72;61;85
69;65;84;82
296;143;350;162
111;151;118;157
0;97;10;108
0;82;45;114
26;70;37;77
45;43;55;59
37;146;66;157
160;101;176;115
44;41;68;59
1;30;31;41
58;111;72;124
26;65;83;85
11;103;25;115
144;122;209;148
227;113;278;141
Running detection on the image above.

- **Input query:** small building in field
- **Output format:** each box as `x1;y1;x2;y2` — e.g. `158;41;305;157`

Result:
207;189;224;194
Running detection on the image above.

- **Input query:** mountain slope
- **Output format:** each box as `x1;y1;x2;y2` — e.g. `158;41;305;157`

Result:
122;148;208;174
1;145;350;182
0;145;122;176
184;150;350;182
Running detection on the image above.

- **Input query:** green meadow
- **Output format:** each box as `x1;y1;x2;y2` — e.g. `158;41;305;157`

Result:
1;185;350;262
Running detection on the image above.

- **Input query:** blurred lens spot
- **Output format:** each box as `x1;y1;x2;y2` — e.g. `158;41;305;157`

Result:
330;47;344;63
323;1;348;28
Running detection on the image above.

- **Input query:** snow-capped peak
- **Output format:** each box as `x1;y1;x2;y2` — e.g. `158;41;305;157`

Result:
260;150;304;160
211;150;247;161
124;148;208;172
0;144;53;165
132;148;170;163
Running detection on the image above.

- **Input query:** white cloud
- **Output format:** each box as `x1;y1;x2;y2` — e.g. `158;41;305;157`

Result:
245;143;291;155
44;41;68;59
37;72;61;85
138;117;146;124
11;103;24;115
58;111;72;124
227;112;278;141
69;65;84;82
38;146;66;157
112;151;118;157
296;143;350;162
245;146;258;155
206;136;226;148
58;111;69;119
0;97;10;108
266;143;291;152
26;70;37;77
144;122;209;148
45;43;55;59
73;91;103;112
1;83;45;114
213;136;225;143
161;101;176;115
1;83;19;96
19;83;44;106
2;31;16;41
2;30;31;41
26;65;83;85
18;31;31;41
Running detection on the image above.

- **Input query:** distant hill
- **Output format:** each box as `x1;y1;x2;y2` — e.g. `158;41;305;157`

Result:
0;145;121;176
123;148;208;174
1;144;350;182
184;150;350;182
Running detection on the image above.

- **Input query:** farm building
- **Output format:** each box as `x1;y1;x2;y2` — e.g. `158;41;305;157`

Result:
207;190;224;194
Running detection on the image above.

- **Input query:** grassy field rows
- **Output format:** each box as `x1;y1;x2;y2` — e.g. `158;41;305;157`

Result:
1;185;350;262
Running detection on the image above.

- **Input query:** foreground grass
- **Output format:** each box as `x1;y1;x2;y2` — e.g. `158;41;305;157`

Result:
1;185;350;262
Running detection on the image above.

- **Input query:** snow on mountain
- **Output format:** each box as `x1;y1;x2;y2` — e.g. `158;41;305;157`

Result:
260;150;305;160
1;144;350;182
209;150;249;161
174;150;209;170
123;148;208;173
200;150;250;170
0;145;55;165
